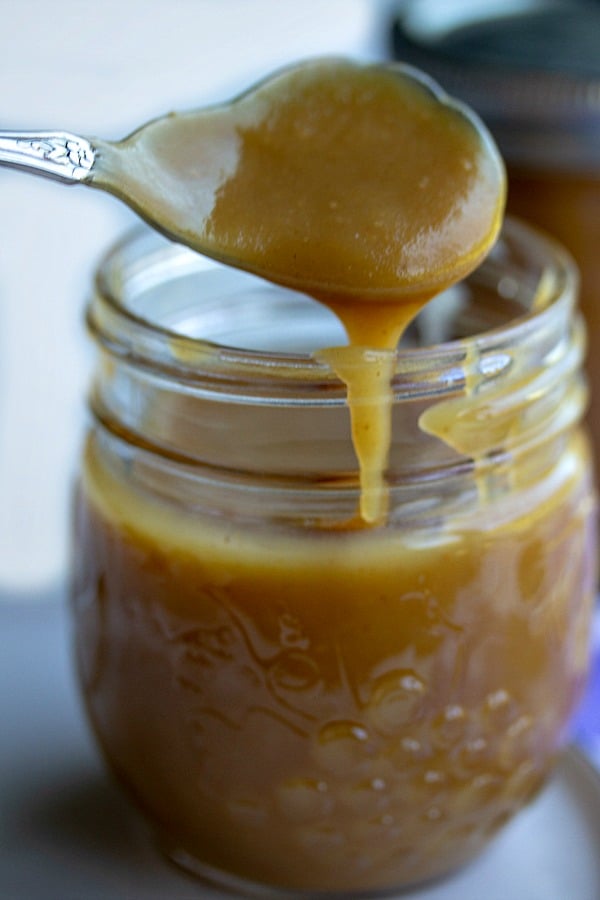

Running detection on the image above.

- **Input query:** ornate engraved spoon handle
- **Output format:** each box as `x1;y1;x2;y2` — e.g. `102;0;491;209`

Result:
0;130;96;184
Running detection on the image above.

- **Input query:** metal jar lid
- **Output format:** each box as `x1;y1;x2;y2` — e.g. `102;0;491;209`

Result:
391;0;600;172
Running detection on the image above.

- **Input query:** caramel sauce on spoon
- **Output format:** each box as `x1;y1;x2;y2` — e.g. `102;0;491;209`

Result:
91;59;506;523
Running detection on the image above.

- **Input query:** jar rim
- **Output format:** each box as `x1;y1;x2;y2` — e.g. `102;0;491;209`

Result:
89;216;577;397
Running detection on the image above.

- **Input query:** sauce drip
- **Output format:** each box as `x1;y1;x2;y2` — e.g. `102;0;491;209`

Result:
94;59;506;523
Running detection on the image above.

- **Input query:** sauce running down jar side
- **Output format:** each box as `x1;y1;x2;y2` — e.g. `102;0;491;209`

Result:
71;221;596;895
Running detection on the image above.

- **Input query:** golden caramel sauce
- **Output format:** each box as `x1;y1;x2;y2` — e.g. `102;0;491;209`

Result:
73;430;595;892
93;59;505;522
94;60;504;302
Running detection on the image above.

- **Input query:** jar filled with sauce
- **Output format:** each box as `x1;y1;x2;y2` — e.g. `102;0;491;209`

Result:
71;218;596;895
392;0;600;481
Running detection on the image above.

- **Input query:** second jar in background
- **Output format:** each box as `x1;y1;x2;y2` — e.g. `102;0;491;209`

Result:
393;0;600;475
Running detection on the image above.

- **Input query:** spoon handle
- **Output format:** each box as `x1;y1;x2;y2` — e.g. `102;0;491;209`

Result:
0;130;96;184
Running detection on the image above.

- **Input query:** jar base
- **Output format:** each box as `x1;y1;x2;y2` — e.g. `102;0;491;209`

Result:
161;840;462;899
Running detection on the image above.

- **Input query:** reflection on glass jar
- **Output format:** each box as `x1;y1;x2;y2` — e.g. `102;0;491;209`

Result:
71;220;596;895
507;172;600;459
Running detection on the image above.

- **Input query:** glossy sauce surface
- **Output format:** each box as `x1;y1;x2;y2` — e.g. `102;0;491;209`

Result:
95;60;504;303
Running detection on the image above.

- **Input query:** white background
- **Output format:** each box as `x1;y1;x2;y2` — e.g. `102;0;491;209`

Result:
0;0;392;593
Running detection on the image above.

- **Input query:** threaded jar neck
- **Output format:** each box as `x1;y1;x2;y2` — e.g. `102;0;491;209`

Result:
86;219;582;527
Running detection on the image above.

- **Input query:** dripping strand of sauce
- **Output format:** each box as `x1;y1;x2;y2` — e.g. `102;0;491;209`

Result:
315;298;429;525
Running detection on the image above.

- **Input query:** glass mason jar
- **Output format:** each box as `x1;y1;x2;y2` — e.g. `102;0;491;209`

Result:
71;219;597;896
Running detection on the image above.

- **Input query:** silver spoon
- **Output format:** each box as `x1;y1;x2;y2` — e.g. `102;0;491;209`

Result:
0;60;505;301
0;130;95;184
